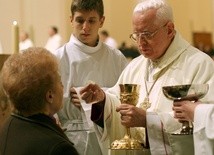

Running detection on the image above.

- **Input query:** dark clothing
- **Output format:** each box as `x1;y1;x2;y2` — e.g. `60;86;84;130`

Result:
120;47;140;59
91;100;105;128
0;113;79;155
91;101;150;149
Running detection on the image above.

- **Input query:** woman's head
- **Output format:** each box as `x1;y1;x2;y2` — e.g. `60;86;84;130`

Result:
0;77;11;129
1;47;63;116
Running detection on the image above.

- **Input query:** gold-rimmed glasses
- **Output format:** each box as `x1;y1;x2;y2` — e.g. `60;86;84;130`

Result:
129;23;167;42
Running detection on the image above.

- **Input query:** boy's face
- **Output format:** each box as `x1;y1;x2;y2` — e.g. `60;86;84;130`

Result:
71;10;105;47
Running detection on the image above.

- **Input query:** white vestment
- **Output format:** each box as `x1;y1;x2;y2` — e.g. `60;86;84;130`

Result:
193;104;214;155
45;34;62;53
19;38;34;51
54;34;128;155
96;32;214;155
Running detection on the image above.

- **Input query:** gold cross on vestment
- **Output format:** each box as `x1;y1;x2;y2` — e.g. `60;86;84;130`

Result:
141;96;151;110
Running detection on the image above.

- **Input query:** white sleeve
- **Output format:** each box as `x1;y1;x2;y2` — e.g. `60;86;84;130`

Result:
194;104;214;139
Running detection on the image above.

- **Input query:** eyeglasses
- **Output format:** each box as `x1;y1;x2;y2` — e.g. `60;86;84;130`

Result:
130;23;167;42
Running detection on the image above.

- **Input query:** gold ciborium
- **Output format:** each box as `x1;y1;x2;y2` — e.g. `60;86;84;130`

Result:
162;84;209;135
111;84;142;150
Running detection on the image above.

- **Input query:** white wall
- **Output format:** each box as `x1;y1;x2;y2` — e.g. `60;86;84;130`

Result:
0;0;21;53
0;0;71;54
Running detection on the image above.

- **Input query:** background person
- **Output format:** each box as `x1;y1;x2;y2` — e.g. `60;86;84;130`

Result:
79;0;214;155
100;30;118;49
119;42;140;62
19;31;34;51
0;47;78;155
45;26;62;53
54;0;128;154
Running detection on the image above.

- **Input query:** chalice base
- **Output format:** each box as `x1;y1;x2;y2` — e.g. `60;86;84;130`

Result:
172;121;193;135
110;135;143;150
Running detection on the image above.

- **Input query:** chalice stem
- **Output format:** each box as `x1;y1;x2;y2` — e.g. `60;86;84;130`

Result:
181;121;191;134
189;121;193;134
126;127;131;138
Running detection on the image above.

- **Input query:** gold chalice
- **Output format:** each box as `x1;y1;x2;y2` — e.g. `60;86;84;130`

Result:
162;84;209;135
110;84;142;150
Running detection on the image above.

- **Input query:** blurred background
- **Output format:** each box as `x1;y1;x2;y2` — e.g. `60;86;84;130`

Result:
0;0;213;54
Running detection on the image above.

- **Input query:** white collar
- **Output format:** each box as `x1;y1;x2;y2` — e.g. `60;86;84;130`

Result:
69;34;102;54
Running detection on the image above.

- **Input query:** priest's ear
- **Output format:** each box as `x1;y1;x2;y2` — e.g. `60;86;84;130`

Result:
166;21;175;39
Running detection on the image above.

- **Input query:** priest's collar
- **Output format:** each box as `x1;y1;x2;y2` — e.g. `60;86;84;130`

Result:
147;32;190;70
148;58;161;68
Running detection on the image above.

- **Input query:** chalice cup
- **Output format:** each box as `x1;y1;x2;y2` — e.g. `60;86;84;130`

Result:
162;84;209;135
111;84;142;150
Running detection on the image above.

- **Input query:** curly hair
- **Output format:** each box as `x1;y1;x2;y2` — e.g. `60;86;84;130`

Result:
0;77;11;129
1;47;59;116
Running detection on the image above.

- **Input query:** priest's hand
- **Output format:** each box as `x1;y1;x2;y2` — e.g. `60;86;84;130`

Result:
80;83;105;104
70;87;81;109
116;104;146;128
172;100;200;122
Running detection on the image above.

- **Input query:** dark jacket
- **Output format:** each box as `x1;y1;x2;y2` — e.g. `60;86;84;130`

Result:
0;113;79;155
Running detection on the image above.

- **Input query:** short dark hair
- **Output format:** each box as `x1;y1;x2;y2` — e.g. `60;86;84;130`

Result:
70;0;104;17
101;30;109;37
51;26;58;34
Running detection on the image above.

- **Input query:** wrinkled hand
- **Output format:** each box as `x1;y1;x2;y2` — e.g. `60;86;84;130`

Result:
116;104;146;128
80;83;105;104
70;87;81;109
172;100;200;122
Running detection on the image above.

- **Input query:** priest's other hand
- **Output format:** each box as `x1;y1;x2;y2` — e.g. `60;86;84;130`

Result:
116;104;146;128
80;83;105;104
70;87;81;109
172;100;200;122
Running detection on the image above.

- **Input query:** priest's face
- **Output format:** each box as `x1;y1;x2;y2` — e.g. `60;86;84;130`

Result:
70;10;105;47
131;9;175;61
